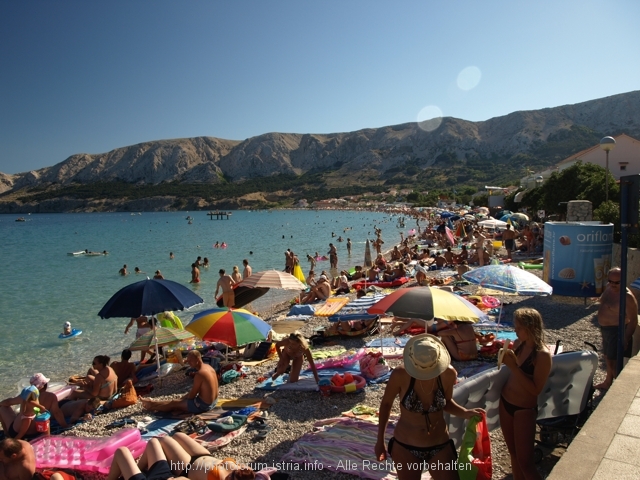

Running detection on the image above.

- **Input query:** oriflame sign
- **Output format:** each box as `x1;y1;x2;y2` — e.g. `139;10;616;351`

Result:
543;222;614;297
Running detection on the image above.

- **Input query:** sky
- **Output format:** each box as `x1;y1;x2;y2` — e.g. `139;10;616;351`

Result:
1;1;639;175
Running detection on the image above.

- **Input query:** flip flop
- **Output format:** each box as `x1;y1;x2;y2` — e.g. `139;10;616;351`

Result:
254;425;273;440
106;418;136;429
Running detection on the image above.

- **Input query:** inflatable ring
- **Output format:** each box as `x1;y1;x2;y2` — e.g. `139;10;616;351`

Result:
59;329;82;340
330;374;366;393
481;296;500;309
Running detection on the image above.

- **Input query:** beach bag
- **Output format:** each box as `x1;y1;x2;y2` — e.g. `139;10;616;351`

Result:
458;415;492;480
110;379;138;409
359;352;390;379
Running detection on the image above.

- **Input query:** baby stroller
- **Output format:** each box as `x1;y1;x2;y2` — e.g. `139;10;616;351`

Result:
533;341;598;463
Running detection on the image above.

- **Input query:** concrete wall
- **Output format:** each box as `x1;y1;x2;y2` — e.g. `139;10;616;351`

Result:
612;244;640;284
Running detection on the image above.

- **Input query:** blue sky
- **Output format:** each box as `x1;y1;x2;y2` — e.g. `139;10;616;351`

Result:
1;0;639;174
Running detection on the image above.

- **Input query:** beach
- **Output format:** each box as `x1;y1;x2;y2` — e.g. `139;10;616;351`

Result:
51;271;607;480
1;210;611;479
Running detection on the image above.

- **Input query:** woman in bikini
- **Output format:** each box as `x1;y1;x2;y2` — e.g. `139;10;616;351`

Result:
433;320;478;361
106;433;262;480
71;355;118;400
271;332;319;384
500;308;551;480
375;334;484;480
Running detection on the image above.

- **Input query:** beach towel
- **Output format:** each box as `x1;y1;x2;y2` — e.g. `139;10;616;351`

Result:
281;417;431;480
365;336;410;348
216;398;265;409
141;418;184;440
314;297;350;316
340;294;387;313
257;374;317;391
288;305;315;316
195;425;248;450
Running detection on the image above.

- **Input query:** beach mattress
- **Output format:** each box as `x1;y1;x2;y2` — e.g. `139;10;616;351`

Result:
446;350;598;448
519;262;544;270
351;277;410;290
314;297;350;316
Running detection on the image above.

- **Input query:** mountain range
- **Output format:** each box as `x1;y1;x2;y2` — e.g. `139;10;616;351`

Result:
1;90;639;212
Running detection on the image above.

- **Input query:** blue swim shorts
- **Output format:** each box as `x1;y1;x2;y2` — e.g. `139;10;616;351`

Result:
187;396;217;414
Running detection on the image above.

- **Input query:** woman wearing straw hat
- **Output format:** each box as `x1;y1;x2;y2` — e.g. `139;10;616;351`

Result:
375;334;484;479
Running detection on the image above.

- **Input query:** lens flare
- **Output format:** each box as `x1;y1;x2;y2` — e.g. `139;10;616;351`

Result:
457;66;482;91
417;105;443;132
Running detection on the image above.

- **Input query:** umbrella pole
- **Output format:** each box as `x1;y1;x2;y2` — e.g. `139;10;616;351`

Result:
154;329;162;387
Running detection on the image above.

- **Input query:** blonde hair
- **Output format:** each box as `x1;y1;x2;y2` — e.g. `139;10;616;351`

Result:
233;266;239;273
513;307;545;351
289;331;309;349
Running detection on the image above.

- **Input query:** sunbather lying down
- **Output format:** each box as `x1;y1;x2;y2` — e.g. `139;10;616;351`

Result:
324;318;377;336
433;320;478;361
106;432;264;480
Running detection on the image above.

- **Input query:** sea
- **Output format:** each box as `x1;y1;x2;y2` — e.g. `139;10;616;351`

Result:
0;209;410;399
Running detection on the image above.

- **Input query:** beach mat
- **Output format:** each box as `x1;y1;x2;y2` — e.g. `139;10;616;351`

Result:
314;297;350;317
282;417;431;480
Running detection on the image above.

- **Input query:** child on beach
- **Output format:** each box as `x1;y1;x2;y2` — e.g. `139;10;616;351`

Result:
62;322;72;336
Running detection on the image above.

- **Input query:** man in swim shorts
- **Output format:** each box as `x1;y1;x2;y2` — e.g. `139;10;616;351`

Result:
125;316;151;362
242;259;252;279
141;351;218;413
215;269;236;307
190;263;200;283
502;224;516;261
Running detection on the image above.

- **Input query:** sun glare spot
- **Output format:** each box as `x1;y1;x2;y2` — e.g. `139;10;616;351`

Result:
417;105;443;132
457;66;482;91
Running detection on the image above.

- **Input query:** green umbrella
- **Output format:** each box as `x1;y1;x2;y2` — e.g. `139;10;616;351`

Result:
129;327;194;351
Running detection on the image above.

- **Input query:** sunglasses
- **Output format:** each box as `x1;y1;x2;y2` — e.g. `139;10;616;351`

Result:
608;280;621;285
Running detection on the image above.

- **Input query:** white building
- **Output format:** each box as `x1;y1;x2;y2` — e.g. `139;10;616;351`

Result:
521;134;640;188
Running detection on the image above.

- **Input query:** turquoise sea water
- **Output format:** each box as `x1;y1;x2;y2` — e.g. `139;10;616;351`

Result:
0;210;406;398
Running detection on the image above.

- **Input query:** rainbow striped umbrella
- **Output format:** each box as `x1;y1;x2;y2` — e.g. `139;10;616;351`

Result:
186;307;271;347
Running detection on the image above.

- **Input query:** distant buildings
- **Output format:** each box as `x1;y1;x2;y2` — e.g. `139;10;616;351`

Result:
522;134;640;188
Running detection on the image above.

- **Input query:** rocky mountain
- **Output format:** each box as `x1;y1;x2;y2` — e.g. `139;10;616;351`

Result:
1;90;639;208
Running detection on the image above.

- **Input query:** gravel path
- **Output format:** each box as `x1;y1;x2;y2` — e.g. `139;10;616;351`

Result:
63;265;607;480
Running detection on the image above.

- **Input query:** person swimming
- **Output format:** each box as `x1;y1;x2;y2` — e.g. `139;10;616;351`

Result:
214;242;220;248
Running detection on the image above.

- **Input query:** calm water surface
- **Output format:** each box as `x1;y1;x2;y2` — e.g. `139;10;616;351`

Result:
0;210;408;398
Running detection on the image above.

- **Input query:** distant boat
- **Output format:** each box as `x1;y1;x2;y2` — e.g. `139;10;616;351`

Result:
15;217;26;222
68;251;85;256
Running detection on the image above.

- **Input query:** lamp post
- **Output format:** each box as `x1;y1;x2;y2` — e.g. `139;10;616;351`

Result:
600;136;616;202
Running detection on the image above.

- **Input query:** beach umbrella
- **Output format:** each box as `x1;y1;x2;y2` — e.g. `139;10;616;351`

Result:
462;265;552;296
511;213;530;222
367;286;489;323
129;327;194;351
186;307;271;347
98;278;203;374
478;219;508;229
98;278;204;319
364;239;373;268
216;285;269;308
440;212;455;218
237;270;305;290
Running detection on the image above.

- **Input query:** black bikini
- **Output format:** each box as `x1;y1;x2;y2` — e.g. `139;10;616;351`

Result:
501;343;539;416
388;376;457;463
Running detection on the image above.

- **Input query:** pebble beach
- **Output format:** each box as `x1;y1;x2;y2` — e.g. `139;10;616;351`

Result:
60;264;608;480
